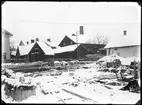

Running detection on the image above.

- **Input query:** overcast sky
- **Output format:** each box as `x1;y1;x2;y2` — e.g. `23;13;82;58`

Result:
2;2;141;46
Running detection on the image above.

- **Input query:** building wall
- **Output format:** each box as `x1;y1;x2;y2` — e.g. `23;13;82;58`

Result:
81;44;106;54
2;32;11;60
28;43;54;62
28;43;45;62
16;43;54;62
59;36;106;54
106;45;140;57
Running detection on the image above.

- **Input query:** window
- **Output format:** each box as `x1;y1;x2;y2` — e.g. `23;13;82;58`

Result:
70;41;73;45
63;42;66;46
35;48;38;54
114;48;118;50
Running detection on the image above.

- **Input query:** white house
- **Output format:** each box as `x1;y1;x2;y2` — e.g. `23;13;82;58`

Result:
105;30;141;58
2;29;13;62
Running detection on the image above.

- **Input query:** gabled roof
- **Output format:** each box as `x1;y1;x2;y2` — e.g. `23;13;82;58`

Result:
18;41;54;56
105;35;140;49
40;39;58;48
67;35;91;44
2;29;13;36
45;41;58;48
59;34;91;45
18;43;35;56
19;40;25;46
53;44;80;54
37;41;54;55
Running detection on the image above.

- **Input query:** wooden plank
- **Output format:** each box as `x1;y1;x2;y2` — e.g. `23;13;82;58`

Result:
5;62;42;69
62;88;98;103
12;67;40;72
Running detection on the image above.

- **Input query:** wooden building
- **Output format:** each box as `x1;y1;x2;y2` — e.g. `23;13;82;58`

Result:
105;30;140;58
54;44;88;59
56;35;106;58
2;29;13;62
16;41;54;62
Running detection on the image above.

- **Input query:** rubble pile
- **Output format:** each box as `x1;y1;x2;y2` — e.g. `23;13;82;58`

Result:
1;68;36;102
1;58;140;104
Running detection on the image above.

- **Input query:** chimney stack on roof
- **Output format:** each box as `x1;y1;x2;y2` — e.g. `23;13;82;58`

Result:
79;26;84;35
19;40;25;46
123;30;127;36
35;38;39;42
47;39;51;42
31;39;34;43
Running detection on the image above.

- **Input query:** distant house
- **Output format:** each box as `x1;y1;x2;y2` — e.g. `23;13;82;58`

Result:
16;40;54;62
105;30;141;58
2;29;13;62
53;44;88;59
57;35;106;58
19;40;25;46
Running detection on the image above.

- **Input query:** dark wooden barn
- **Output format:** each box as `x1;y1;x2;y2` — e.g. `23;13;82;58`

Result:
57;35;106;57
54;44;88;59
16;41;54;62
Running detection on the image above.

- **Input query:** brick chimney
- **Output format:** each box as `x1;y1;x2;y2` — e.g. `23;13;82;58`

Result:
27;41;29;45
35;38;39;42
123;30;127;36
19;40;25;46
47;39;51;42
79;26;84;35
31;39;34;43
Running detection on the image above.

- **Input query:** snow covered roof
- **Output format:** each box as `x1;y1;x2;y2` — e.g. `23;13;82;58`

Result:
53;44;80;54
2;29;13;36
18;43;35;56
45;41;58;48
105;35;140;49
39;39;58;48
67;34;91;44
37;41;54;55
18;41;54;56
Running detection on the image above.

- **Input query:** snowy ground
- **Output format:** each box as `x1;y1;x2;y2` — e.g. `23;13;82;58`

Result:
1;62;140;104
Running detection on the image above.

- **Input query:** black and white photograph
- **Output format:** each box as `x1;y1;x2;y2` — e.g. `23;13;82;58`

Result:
1;1;141;104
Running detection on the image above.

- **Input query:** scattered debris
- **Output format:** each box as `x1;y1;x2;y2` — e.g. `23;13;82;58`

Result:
1;58;140;104
120;79;140;93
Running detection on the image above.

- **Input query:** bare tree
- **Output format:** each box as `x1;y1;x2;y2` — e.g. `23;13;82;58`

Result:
86;34;109;44
85;39;93;44
93;34;109;44
10;40;16;51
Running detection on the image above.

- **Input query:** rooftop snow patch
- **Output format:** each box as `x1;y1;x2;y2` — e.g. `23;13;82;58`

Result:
105;35;140;49
53;44;80;54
